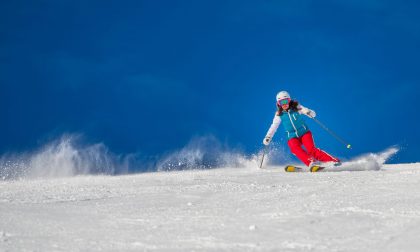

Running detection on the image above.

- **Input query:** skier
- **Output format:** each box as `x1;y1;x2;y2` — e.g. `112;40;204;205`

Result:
263;91;340;168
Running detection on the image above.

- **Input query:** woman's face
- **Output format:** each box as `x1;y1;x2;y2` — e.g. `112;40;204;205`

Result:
278;98;291;110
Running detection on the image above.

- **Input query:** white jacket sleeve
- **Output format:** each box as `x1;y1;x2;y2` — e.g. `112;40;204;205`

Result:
298;104;316;118
265;113;281;138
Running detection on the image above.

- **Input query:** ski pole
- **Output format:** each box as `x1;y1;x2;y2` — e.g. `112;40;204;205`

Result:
312;117;352;149
259;145;269;168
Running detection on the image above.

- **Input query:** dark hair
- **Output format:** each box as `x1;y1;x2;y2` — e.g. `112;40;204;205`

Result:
277;100;299;116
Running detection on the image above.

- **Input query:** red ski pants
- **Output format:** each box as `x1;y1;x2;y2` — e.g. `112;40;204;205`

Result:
287;131;339;166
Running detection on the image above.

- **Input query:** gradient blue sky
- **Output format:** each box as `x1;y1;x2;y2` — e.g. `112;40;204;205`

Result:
1;0;419;164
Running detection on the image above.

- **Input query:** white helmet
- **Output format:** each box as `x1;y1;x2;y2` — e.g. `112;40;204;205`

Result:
276;91;291;101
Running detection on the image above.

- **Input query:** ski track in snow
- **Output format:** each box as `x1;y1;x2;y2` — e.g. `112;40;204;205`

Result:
1;162;420;251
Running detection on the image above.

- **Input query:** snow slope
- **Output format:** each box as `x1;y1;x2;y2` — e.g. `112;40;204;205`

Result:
1;160;420;251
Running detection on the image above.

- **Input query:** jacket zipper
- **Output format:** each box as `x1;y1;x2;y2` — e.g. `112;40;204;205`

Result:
287;111;299;137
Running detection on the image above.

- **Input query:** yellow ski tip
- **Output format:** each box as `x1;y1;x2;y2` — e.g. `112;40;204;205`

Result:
310;165;324;172
285;166;296;172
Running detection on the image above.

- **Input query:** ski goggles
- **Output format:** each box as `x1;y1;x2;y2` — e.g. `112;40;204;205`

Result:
277;98;291;106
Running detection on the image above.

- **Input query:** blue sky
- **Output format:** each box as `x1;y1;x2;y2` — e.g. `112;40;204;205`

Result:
1;0;419;166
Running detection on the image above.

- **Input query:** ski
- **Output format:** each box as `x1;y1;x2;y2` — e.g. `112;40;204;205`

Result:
285;163;340;173
284;165;304;172
310;165;325;172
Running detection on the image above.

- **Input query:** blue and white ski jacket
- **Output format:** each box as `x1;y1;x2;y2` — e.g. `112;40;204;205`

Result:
265;104;315;140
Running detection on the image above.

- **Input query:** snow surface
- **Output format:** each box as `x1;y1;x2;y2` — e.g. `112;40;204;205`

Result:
1;149;420;251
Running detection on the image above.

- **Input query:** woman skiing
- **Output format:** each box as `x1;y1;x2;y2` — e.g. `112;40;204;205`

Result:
263;91;340;168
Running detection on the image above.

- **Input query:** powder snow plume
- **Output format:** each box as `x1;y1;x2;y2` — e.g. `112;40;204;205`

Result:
0;132;401;180
324;146;399;172
155;135;256;171
0;134;137;180
259;146;400;172
0;134;257;180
